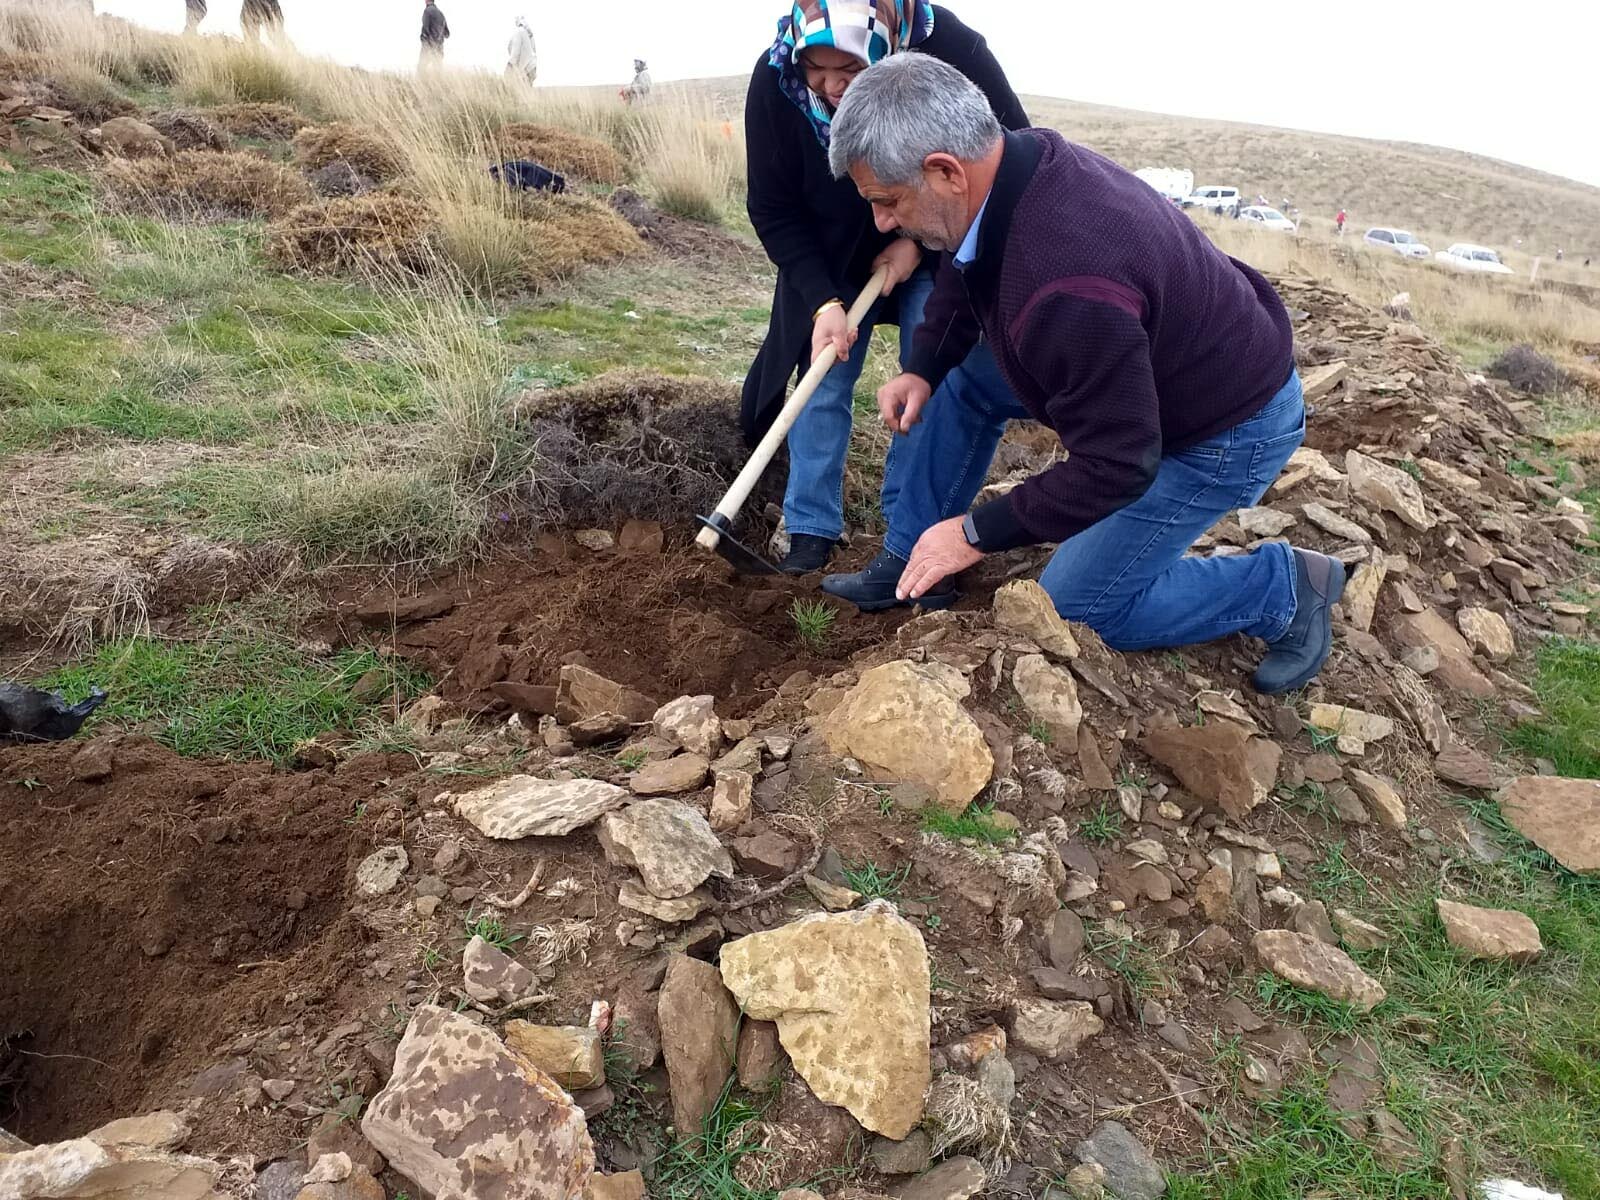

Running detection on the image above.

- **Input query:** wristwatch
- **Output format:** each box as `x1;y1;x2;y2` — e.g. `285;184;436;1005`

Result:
962;512;983;550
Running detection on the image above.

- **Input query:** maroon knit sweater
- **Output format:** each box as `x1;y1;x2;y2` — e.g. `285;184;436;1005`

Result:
905;129;1295;551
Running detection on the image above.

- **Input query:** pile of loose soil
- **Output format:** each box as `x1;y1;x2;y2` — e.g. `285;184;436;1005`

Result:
204;100;303;141
1487;343;1569;396
144;108;233;153
490;121;627;185
608;186;764;266
513;369;762;533
105;149;312;220
267;191;439;276
291;122;405;184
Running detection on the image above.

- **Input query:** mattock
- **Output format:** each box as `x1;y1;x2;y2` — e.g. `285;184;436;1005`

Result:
695;265;889;574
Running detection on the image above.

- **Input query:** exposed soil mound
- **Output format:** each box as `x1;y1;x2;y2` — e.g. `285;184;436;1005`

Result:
292;121;404;183
0;736;414;1143
515;370;759;530
105;149;313;220
307;159;375;197
491;121;627;185
608;185;763;265
205;99;303;141
267;191;439;276
1487;343;1569;396
512;191;646;282
145;107;233;153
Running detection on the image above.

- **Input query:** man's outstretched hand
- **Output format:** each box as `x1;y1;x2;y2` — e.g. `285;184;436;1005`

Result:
898;516;983;601
878;372;933;435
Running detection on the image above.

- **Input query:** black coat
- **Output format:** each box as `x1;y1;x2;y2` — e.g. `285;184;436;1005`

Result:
740;5;1027;446
421;4;449;43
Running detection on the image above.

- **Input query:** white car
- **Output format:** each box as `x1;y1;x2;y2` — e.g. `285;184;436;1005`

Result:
1434;243;1514;275
1240;206;1297;232
1134;167;1194;204
1364;227;1431;259
1184;186;1241;216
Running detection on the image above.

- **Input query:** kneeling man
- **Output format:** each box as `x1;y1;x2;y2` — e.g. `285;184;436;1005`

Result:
822;53;1342;693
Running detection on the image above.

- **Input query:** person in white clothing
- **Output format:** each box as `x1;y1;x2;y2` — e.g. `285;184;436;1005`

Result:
507;16;537;84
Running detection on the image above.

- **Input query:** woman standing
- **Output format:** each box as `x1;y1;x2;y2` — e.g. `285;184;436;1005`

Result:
743;1;1027;574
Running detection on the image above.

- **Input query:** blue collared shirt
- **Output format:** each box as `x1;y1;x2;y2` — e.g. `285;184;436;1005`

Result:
954;193;992;267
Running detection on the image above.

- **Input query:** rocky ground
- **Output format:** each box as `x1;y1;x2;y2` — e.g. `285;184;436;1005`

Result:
4;268;1600;1200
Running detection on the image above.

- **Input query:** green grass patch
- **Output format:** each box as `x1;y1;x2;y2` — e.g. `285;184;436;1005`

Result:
651;1083;778;1200
1507;636;1600;776
1076;800;1124;844
840;860;910;901
0;166;96;267
42;630;430;762
500;299;764;378
919;799;1017;845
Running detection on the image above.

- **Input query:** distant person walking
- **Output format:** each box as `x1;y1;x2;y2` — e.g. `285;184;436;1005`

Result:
507;16;538;84
241;0;290;49
622;58;652;104
419;0;450;73
1335;207;1347;236
184;0;206;33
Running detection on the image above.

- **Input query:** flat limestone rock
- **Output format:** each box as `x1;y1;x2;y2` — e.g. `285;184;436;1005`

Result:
462;935;539;1004
557;664;656;724
1238;506;1297;537
658;955;741;1135
1075;1120;1166;1200
1307;703;1395;746
708;769;754;832
1347;769;1407;828
1302;502;1372;543
992;580;1079;658
449;775;628;839
1143;721;1279;820
887;1155;985;1200
1434;743;1497;790
1393;609;1496;698
1013;653;1083;743
628;753;710;796
355;846;407;896
0;1139;221;1200
1342;559;1386;632
719;904;930;1139
1457;607;1516;662
360;1005;593;1200
652;695;723;758
822;660;992;815
1435;899;1543;963
1253;930;1386;1012
1346;450;1433;530
617;879;712;923
1008;999;1104;1059
502;1023;605;1090
1497;775;1600;872
599;799;733;899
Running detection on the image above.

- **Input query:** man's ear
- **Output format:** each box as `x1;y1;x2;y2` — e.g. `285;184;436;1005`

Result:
922;152;967;196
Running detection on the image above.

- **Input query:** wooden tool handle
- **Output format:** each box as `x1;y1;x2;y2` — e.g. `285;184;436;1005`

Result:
696;265;890;551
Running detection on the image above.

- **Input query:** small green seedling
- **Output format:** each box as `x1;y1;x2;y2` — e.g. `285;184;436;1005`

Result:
789;597;837;653
463;910;524;952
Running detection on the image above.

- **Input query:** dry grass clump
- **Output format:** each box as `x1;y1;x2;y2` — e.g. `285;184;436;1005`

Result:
1488;344;1571;395
491;121;627;184
292;121;403;183
106;150;312;220
35;63;136;124
0;49;52;80
146;108;232;153
517;192;644;277
267;191;439;276
634;106;744;224
176;39;302;107
206;100;303;141
514;370;752;528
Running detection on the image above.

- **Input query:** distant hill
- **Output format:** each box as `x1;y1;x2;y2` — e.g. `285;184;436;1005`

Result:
683;77;1600;260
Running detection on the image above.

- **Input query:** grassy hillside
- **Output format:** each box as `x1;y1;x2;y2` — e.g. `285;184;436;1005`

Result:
692;76;1600;264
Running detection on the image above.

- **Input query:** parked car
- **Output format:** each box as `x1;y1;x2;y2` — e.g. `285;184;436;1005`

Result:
1434;243;1515;275
1363;227;1431;259
1134;167;1194;204
1183;185;1241;216
1240;205;1297;232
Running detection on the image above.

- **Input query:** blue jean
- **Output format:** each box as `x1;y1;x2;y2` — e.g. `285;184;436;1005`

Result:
886;368;1308;651
783;267;1014;542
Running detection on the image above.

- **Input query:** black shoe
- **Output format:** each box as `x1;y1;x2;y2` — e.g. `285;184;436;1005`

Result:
820;549;959;613
1252;549;1346;694
777;533;837;576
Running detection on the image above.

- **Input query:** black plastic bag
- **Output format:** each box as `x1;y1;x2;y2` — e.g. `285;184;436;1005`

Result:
489;159;567;194
0;682;108;744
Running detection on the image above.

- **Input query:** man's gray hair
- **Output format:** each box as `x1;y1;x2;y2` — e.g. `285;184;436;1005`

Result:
827;53;1001;184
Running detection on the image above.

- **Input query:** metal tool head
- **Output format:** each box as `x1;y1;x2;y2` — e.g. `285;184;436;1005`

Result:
695;513;780;576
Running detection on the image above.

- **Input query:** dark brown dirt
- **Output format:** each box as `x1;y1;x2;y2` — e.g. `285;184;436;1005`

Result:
607;187;764;267
0;738;412;1145
355;538;932;715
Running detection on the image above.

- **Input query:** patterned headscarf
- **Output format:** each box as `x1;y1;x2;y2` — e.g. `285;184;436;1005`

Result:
768;0;936;147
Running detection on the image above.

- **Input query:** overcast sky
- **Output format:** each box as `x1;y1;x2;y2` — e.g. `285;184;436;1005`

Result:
99;0;1600;187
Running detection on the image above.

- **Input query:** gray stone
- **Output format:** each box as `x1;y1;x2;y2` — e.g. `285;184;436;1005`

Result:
1075;1120;1166;1200
355;846;407;896
1047;908;1086;972
462;935;539;1004
448;775;628;839
888;1156;986;1200
599;799;734;898
360;1005;594;1200
658;955;741;1134
869;1128;933;1176
653;695;723;758
255;1159;307;1200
